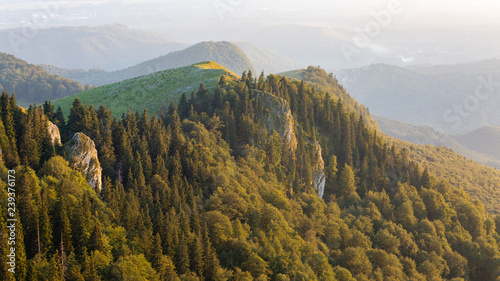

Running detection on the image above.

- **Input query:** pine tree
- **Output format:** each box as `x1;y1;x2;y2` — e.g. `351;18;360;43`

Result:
67;97;89;137
39;191;53;255
338;164;357;198
190;233;204;277
89;223;105;254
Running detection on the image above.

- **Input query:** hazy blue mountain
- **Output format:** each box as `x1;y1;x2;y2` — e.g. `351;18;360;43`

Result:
452;126;500;162
375;115;500;169
42;41;254;86
336;61;500;134
0;23;188;71
408;58;500;75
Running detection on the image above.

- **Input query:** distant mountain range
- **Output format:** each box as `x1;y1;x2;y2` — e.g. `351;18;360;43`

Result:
336;59;500;134
452;126;500;162
42;41;255;86
0;24;189;71
375;115;500;169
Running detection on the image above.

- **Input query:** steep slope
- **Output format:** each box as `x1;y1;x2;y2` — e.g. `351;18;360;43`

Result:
336;62;500;134
52;61;239;117
43;41;254;86
0;52;86;106
375;115;500;169
278;66;377;129
0;23;188;70
233;41;296;74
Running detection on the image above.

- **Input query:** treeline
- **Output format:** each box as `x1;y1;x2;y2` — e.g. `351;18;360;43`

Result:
0;68;499;280
0;52;90;106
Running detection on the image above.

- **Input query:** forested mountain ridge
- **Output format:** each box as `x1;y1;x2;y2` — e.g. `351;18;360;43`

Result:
294;67;500;215
0;64;499;280
0;52;89;106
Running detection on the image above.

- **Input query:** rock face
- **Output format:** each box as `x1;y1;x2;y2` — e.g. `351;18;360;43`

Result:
66;133;102;193
47;121;62;146
255;91;297;152
255;90;325;198
312;141;326;198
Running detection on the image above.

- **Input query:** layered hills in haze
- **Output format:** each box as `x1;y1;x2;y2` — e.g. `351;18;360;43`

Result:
333;59;500;169
336;60;500;134
0;23;188;70
43;41;255;87
375;115;500;169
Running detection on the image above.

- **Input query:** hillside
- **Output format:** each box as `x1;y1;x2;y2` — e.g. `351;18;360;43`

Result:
452;126;500;161
52;61;239;117
336;62;500;134
295;67;500;215
0;52;87;106
1;63;499;280
389;138;500;214
0;23;188;71
375;115;500;169
278;66;377;130
43;41;254;86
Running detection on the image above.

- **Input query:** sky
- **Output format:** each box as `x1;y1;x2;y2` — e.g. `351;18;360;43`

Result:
2;0;500;35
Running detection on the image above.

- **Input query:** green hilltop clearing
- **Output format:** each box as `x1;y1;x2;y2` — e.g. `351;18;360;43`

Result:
277;69;306;80
52;61;239;117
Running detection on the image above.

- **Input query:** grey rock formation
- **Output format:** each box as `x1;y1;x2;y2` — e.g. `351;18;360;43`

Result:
66;132;102;193
255;91;297;152
312;141;325;198
47;121;62;146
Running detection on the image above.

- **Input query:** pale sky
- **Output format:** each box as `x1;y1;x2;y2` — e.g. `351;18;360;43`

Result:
1;0;500;31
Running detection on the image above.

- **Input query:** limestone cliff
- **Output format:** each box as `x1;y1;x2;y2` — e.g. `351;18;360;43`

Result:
255;91;297;152
312;141;325;199
47;121;62;146
66;133;102;193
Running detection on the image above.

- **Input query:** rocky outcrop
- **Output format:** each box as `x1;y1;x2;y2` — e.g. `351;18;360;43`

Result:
66;133;102;193
312;141;325;198
255;91;325;198
47;121;62;146
255;91;297;152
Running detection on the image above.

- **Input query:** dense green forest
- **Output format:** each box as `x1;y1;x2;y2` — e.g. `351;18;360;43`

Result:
0;52;91;106
0;67;499;280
